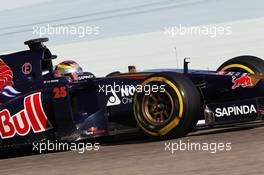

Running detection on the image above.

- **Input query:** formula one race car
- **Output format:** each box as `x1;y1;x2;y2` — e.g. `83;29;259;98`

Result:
1;38;264;149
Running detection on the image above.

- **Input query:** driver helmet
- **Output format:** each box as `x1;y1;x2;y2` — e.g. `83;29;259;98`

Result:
54;60;83;82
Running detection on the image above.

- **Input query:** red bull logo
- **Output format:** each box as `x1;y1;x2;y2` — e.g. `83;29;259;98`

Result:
0;92;53;139
0;58;21;98
232;75;253;89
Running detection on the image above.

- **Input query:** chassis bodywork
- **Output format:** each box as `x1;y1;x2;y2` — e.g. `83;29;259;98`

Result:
0;39;263;148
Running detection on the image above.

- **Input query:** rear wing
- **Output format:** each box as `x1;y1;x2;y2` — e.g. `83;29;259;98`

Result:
24;38;57;73
0;38;57;83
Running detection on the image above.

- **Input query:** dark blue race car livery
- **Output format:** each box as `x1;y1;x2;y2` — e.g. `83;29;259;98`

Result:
1;38;264;149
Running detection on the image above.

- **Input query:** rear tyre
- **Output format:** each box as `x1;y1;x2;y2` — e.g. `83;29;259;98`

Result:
217;55;264;74
133;72;202;139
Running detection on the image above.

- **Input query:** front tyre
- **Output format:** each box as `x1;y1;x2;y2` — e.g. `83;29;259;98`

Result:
133;72;202;139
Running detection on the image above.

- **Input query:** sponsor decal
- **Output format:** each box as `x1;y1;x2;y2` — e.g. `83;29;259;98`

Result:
44;79;59;84
78;74;94;80
99;82;165;107
22;62;32;75
0;58;21;98
215;104;257;117
2;86;21;98
86;127;108;135
232;75;253;89
0;92;52;139
222;71;248;76
106;88;121;106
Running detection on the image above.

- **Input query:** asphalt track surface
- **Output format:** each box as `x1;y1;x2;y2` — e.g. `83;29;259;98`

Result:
1;123;264;175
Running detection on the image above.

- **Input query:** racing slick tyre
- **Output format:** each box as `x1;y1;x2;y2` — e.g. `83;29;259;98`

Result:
217;55;264;74
133;72;202;139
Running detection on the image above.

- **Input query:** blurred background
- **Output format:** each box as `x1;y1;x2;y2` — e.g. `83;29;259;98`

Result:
0;0;264;75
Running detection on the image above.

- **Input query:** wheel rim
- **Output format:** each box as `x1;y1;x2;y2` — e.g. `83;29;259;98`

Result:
142;90;175;126
133;76;184;136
